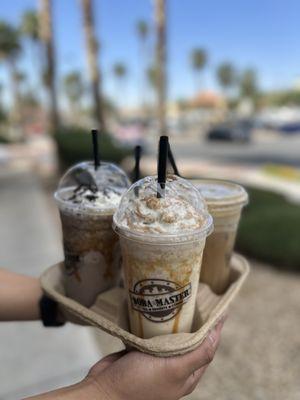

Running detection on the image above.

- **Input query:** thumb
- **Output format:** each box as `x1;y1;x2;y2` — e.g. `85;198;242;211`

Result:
88;350;127;376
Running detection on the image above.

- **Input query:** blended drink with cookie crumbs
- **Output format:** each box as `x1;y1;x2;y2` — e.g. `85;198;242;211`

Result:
113;175;213;339
55;161;130;307
191;179;248;294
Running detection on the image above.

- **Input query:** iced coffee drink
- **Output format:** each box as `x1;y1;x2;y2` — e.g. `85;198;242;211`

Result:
55;161;130;306
192;179;248;294
113;175;213;339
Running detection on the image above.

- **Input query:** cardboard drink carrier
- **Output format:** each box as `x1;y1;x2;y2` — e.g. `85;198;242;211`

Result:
40;253;249;357
47;138;249;357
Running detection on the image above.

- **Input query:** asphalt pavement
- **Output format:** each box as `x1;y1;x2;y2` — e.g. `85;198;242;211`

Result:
150;132;300;167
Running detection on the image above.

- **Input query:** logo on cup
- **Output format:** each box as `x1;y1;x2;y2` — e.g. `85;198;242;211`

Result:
64;252;81;277
130;279;192;323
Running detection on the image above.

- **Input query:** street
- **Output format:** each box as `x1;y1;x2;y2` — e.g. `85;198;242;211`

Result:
150;132;300;167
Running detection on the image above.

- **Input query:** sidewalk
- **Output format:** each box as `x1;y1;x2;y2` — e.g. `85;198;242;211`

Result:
188;262;300;400
0;171;120;399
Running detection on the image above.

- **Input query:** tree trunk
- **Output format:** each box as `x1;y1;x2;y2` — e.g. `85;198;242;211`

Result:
155;0;167;136
139;37;148;113
194;71;201;97
39;0;60;135
8;58;23;140
81;0;105;131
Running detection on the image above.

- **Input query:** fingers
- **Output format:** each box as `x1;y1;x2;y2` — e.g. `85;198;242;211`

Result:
187;316;225;372
182;365;208;396
88;350;127;376
179;318;226;397
167;315;226;380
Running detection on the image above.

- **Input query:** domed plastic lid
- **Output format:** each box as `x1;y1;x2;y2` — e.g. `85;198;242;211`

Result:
191;179;248;212
113;175;213;243
54;161;130;214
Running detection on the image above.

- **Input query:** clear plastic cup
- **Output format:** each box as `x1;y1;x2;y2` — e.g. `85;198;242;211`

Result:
54;161;130;306
113;175;213;338
191;179;248;294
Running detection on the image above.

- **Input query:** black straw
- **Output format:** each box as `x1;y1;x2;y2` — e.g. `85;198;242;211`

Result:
168;142;180;176
157;136;168;198
91;129;100;170
133;145;142;183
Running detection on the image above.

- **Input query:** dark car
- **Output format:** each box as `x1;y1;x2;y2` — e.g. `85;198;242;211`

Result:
207;119;253;142
278;122;300;134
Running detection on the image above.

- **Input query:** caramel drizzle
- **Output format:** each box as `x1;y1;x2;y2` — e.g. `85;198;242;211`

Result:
172;307;182;334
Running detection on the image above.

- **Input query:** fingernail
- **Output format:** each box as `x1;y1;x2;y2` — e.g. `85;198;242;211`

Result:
217;314;227;327
208;315;226;345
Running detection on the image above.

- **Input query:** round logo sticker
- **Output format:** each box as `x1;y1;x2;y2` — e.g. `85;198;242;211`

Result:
130;279;192;323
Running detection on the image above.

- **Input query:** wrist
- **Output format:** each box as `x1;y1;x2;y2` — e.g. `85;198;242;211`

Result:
39;295;65;327
25;380;99;400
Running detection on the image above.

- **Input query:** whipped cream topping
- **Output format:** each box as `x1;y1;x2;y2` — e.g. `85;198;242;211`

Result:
55;161;130;214
57;185;122;213
118;193;205;234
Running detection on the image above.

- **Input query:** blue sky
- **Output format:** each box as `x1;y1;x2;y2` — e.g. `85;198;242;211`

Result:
1;0;300;107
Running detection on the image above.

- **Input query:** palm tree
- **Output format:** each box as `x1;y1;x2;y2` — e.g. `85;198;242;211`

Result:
21;10;39;41
80;0;105;130
63;71;84;113
137;20;149;43
240;69;258;99
147;65;157;91
191;48;207;93
154;0;167;136
113;63;127;81
216;62;236;97
0;21;22;133
15;71;27;96
136;20;149;107
20;10;42;86
112;62;127;106
38;0;60;134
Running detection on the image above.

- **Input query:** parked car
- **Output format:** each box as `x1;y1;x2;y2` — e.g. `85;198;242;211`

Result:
206;119;253;142
278;122;300;134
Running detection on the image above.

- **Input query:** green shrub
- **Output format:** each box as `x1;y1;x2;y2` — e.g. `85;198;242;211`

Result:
54;126;131;169
236;187;300;272
0;135;11;144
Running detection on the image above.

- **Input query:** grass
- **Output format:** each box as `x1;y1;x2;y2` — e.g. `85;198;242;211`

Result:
236;187;300;272
263;164;300;182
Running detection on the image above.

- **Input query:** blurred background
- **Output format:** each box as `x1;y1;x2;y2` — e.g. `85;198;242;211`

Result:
0;0;299;399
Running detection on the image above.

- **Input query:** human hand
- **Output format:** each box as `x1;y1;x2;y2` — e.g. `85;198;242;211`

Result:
86;316;226;400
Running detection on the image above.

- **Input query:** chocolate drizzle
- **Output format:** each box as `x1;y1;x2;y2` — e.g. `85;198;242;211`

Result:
68;184;98;203
67;183;121;206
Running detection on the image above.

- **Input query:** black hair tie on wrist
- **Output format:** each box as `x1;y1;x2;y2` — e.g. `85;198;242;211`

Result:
39;295;65;327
